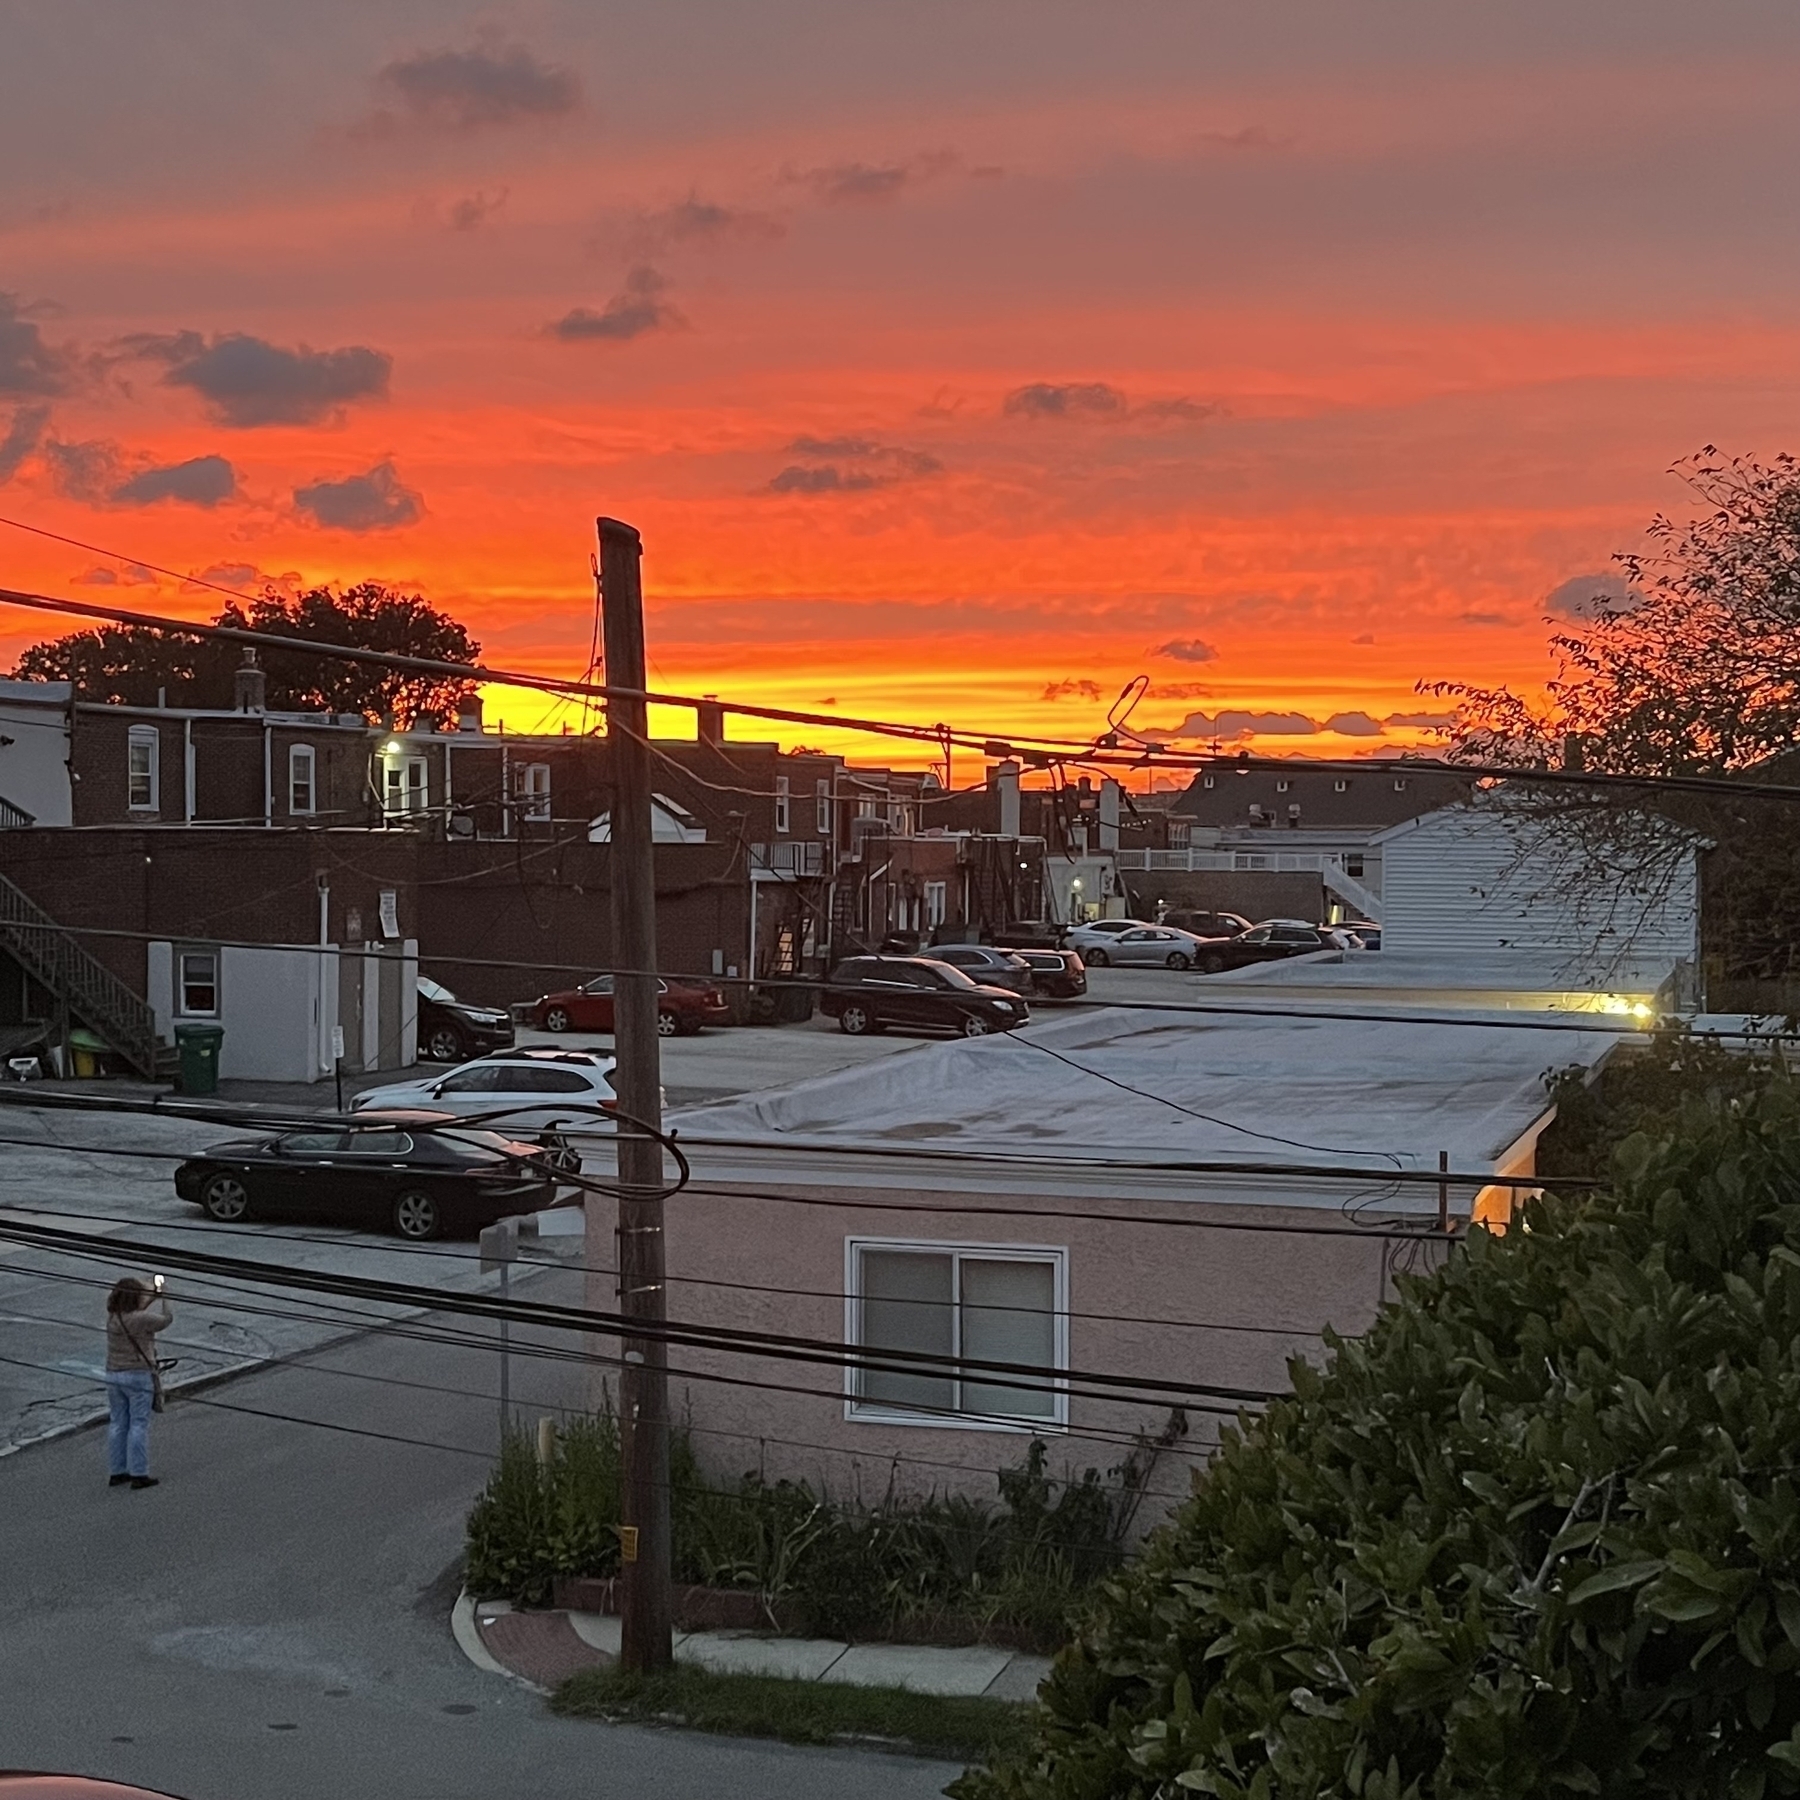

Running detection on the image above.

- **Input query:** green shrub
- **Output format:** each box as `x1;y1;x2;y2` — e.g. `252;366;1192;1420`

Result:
466;1402;1139;1646
954;1075;1800;1800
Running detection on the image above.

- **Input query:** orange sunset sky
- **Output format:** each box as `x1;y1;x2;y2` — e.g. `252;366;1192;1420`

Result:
3;2;1799;769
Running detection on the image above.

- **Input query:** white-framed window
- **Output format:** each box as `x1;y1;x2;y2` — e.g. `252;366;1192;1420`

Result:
816;778;831;835
288;743;316;816
1275;779;1290;793
177;949;219;1017
924;881;948;928
845;1239;1066;1429
383;756;428;819
1393;778;1408;792
516;762;551;822
1202;775;1215;789
1334;779;1349;793
774;776;790;835
127;725;159;812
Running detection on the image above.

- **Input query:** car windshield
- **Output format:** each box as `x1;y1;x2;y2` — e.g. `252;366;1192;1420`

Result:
417;976;454;1003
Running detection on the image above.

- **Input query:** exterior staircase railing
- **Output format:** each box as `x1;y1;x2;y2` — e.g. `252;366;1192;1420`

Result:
0;868;162;1076
0;795;36;830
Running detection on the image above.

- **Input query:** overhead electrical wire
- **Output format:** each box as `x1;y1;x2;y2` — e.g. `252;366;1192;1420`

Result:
1;555;1797;803
0;1211;1282;1410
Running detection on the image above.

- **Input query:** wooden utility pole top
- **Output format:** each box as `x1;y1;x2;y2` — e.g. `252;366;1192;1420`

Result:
598;515;674;1671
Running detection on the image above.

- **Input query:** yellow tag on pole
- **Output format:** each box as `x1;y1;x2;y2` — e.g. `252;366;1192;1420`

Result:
618;1525;640;1563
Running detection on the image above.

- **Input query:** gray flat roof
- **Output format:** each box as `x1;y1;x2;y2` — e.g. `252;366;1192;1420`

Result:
673;1005;1614;1202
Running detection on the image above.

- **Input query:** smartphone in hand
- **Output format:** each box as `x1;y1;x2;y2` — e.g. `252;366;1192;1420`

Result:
153;1274;164;1292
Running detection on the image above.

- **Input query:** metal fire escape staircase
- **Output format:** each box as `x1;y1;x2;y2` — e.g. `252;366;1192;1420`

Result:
0;804;171;1077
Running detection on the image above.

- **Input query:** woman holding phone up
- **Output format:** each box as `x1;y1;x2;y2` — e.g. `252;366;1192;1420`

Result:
104;1276;171;1489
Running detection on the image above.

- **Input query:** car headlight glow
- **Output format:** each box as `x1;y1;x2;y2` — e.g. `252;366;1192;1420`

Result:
993;1001;1014;1012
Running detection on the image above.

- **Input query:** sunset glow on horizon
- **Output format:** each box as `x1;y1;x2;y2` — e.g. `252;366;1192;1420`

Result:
5;2;1799;770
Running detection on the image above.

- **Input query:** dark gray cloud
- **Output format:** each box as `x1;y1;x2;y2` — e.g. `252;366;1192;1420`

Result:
1042;678;1103;702
550;267;684;343
188;562;302;598
292;460;422;531
43;438;122;503
765;436;942;496
45;437;236;508
1153;636;1218;664
124;330;391;428
633;196;785;248
1323;710;1385;736
1458;610;1512;627
1003;381;1128;420
1351;632;1376;646
73;563;158;587
1002;381;1215;426
1544;570;1641;620
112;454;236;507
376;43;579;132
786;152;959;207
446;189;508;230
1385;710;1455;729
1163;709;1319;738
0;294;74;398
0;403;49;482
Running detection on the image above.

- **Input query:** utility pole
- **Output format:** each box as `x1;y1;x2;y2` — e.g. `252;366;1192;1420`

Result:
597;516;673;1672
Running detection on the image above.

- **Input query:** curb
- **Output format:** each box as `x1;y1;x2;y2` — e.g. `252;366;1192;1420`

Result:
452;1591;545;1692
0;1351;268;1460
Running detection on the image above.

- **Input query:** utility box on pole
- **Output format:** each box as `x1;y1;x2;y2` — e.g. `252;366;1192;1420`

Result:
597;515;674;1672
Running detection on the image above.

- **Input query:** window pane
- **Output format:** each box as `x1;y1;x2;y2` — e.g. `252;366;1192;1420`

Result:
438;1065;503;1094
179;953;217;1015
858;1250;954;1413
959;1258;1056;1418
340;1131;414;1157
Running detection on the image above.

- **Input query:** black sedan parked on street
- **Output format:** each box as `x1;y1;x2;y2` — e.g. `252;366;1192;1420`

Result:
820;956;1030;1037
174;1109;559;1240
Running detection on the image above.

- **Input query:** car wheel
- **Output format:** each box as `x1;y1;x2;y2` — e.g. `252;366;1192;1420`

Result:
656;1010;679;1038
200;1172;250;1223
392;1189;442;1241
425;1022;467;1063
538;1131;580;1175
544;1006;572;1033
961;1014;994;1038
1198;952;1226;974
838;1003;874;1036
1165;951;1192;971
1086;947;1110;967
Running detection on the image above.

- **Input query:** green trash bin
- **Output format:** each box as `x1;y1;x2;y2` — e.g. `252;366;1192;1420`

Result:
173;1022;224;1095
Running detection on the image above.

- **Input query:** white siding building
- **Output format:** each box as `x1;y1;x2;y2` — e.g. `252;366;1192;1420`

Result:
1375;801;1700;971
0;680;73;826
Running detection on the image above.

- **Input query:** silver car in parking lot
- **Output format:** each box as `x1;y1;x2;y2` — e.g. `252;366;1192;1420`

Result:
1079;924;1209;969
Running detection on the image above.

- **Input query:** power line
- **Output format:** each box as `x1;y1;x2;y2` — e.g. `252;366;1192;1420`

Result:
0;1293;1207;1510
0;1211;1281;1410
3;558;1797;803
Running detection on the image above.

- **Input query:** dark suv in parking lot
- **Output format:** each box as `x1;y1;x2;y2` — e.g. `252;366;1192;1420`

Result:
820;956;1030;1037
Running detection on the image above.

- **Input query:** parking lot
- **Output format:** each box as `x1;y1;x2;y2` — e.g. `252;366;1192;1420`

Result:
0;966;1206;1456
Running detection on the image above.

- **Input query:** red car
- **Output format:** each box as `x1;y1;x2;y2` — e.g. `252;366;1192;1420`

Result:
531;974;731;1038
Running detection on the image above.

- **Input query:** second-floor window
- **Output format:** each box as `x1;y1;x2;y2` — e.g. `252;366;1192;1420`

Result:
383;757;427;819
774;776;790;834
816;778;831;835
925;881;948;927
517;762;551;822
289;744;316;816
127;726;158;811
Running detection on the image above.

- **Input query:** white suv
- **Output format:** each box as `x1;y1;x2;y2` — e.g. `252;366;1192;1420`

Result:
353;1050;618;1135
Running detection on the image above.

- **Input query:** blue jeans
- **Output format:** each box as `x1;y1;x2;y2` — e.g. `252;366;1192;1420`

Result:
105;1370;155;1477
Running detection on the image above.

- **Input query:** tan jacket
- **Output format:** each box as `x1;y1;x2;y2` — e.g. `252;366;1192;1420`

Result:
105;1297;172;1373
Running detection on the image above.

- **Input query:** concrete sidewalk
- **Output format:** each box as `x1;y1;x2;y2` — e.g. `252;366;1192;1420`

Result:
454;1593;1051;1703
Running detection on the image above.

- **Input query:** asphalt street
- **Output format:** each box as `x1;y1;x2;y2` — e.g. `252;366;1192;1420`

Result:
0;1285;962;1800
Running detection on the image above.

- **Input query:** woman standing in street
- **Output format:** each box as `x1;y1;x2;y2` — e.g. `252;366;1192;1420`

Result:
104;1276;171;1489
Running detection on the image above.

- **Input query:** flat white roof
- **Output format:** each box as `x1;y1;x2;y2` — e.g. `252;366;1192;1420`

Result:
1209;948;1679;1005
672;1005;1616;1206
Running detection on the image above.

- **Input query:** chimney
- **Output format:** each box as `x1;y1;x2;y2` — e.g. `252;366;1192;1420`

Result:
995;759;1021;838
233;649;266;714
698;695;725;745
457;697;484;734
1098;777;1121;853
